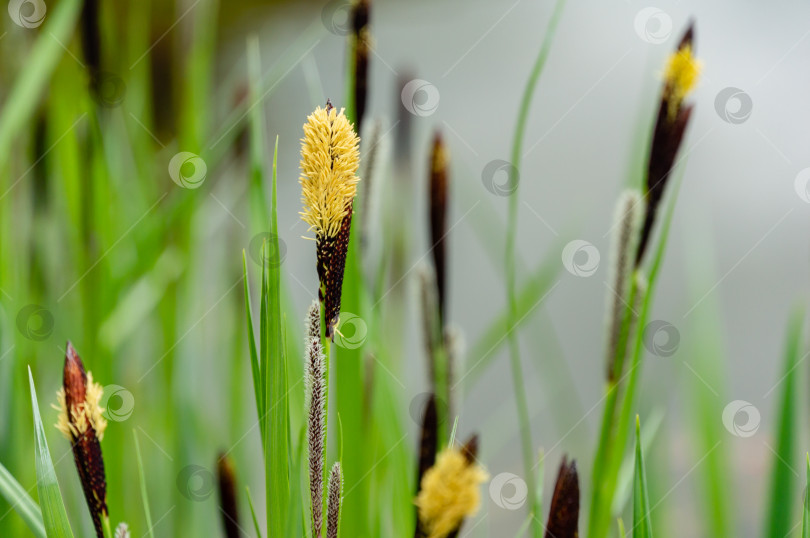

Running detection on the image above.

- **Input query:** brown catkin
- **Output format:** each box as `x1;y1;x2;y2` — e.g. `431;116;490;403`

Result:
429;132;449;324
57;342;108;538
216;455;241;538
414;394;438;538
636;24;697;266
326;462;343;538
605;191;642;382
307;299;321;340
544;456;580;538
306;336;326;537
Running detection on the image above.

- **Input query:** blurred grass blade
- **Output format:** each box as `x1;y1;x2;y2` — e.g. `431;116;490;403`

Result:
245;487;262;538
132;431;154;538
633;417;653;538
28;367;74;538
0;0;82;168
802;453;810;538
764;307;803;538
0;461;46;538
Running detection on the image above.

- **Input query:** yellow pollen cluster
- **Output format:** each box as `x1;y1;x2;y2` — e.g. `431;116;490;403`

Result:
664;44;701;120
299;105;361;239
54;372;108;441
415;448;489;538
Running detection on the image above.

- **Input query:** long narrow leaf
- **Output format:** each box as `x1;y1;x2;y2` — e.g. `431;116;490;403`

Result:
242;250;265;447
263;134;291;536
133;431;154;538
633;416;653;538
28;367;74;538
802;454;810;538
245;487;263;538
764;307;803;537
0;461;46;538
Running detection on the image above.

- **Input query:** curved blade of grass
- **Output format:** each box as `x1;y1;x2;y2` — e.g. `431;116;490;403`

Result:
633;416;653;538
0;0;82;168
617;518;627;538
764;306;804;538
132;431;154;538
0;461;46;538
242;250;265;449
802;454;810;538
505;2;567;532
245;487;262;538
28;367;74;538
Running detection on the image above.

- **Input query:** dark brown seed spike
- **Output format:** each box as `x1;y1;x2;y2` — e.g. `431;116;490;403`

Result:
414;394;438;538
217;454;241;538
544;456;580;538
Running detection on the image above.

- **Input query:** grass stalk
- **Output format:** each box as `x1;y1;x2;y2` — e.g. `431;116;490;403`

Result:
505;1;566;532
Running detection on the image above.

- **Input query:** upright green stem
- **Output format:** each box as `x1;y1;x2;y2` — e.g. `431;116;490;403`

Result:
588;279;639;537
505;1;566;534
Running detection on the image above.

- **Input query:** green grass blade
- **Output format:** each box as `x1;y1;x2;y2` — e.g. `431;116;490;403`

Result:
764;307;804;538
27;367;74;538
263;135;291;537
0;461;46;538
633;416;653;538
245;487;263;538
802;453;810;538
132;431;154;538
504;2;567;533
242;250;265;448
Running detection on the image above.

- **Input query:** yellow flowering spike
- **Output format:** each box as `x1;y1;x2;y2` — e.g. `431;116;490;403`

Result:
664;43;701;120
415;446;489;538
299;101;360;239
299;101;361;338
